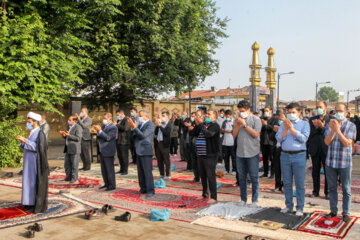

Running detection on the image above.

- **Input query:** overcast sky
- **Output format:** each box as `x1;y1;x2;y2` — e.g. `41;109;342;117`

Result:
202;0;360;101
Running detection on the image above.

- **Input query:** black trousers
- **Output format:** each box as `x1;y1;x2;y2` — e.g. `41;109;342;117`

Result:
197;154;217;200
116;144;129;173
217;136;224;163
273;146;282;188
191;141;199;181
137;155;155;194
180;134;191;169
130;137;137;164
223;145;236;173
311;154;328;195
170;137;178;155
80;140;91;170
261;145;275;176
100;155;116;189
156;142;170;176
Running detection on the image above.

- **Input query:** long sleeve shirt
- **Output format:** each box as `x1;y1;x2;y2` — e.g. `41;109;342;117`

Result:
275;119;310;152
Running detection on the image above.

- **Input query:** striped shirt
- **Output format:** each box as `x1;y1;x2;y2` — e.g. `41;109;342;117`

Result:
196;130;207;156
325;119;356;168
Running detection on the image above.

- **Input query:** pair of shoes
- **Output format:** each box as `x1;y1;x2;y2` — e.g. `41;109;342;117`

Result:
238;201;246;206
63;178;71;182
120;172;128;175
295;210;303;216
308;193;319;198
102;204;116;214
324;212;337;219
249;202;259;208
105;187;116;191
115;211;131;222
85;209;104;220
26;230;35;238
99;185;107;189
280;208;291;213
146;193;155;198
343;215;350;222
164;176;170;180
191;179;200;183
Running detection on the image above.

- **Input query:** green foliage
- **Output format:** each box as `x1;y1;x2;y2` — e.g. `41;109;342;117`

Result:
0;116;25;168
318;86;339;102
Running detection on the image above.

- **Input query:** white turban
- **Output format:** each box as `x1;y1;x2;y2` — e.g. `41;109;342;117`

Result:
27;112;42;122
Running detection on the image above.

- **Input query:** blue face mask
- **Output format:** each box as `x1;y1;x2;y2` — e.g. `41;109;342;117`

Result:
305;114;310;118
26;122;33;130
278;120;283;125
335;112;345;121
233;114;237;118
68;121;72;126
226;117;231;121
130;112;135;117
204;117;211;124
117;116;121;121
317;108;324;115
287;113;298;121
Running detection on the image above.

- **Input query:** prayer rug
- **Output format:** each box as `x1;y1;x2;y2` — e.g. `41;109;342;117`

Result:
0;194;93;229
242;207;311;230
297;211;359;239
76;183;214;222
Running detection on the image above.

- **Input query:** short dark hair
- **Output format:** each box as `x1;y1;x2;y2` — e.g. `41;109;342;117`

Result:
191;112;196;115
286;102;301;111
318;101;327;107
219;109;225;113
264;106;272;111
70;115;78;121
161;111;170;117
237;100;250;109
225;109;232;115
130;107;137;112
305;108;311;113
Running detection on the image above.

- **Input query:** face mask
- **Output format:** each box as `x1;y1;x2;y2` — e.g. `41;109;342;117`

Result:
79;112;85;118
240;112;248;119
190;117;195;122
287;113;298;121
161;117;167;123
138;117;144;124
204;117;211;124
226;117;231;121
117;116;121;121
102;119;108;125
220;113;224;118
335;112;345;121
305;114;310;117
68;121;72;126
26;122;33;130
233;114;237;118
130;112;135;117
317;108;324;115
279;120;283;125
181;114;185;119
264;112;270;117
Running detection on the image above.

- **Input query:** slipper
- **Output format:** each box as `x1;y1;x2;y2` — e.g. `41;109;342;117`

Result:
115;212;131;222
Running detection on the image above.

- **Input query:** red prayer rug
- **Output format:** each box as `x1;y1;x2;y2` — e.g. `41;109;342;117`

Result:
297;211;358;239
77;183;217;222
0;194;93;229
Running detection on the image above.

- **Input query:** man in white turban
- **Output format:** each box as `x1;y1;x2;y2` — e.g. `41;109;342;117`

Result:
16;112;49;213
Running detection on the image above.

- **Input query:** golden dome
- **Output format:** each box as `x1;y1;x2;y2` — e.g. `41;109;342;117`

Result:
267;47;275;56
251;41;260;51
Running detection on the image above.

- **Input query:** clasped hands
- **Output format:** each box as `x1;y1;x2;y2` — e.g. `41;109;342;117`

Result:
127;118;137;129
16;135;27;143
59;130;70;137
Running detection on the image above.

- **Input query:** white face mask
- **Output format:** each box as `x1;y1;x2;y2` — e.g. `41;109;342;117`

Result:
161;117;167;123
191;117;195;122
287;113;298;121
335;112;345;121
264;112;270;117
240;112;248;119
138;117;144;124
220;113;224;118
79;112;85;118
102;119;108;125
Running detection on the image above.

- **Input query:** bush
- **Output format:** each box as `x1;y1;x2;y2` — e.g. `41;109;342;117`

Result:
0;117;25;169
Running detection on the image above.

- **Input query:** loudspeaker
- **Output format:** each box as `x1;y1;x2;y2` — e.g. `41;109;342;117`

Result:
70;101;82;115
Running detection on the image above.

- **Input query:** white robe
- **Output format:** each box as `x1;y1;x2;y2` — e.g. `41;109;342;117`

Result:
20;127;40;206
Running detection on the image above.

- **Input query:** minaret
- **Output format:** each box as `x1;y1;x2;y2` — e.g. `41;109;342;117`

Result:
249;42;262;112
265;47;277;110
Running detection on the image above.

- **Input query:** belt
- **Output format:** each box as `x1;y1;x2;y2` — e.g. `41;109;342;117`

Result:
282;150;306;154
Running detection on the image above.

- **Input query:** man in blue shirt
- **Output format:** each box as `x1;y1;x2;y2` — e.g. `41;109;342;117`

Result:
276;102;310;216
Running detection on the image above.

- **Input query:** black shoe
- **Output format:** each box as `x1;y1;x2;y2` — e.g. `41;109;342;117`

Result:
324;212;337;219
325;194;329;200
308;193;319;198
115;211;131;222
134;191;146;194
259;174;268;178
99;185;107;189
79;168;85;171
268;174;274;179
343;215;350;222
26;230;35;238
191;179;200;183
105;187;116;191
121;172;128;175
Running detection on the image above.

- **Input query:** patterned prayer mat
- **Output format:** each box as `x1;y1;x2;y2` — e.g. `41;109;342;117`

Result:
0;171;104;194
76;183;214;222
0;194;93;229
297;211;359;239
241;207;311;230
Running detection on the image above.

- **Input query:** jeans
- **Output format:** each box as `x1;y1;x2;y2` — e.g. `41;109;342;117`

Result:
236;154;260;203
325;165;352;216
280;152;306;211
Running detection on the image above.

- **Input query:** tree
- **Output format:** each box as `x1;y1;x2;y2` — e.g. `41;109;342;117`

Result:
78;0;228;109
318;86;339;102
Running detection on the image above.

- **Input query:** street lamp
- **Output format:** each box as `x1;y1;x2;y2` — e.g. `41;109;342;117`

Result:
347;88;360;108
315;81;331;106
276;72;295;110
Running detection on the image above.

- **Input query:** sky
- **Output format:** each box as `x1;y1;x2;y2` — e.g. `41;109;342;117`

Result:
202;0;360;102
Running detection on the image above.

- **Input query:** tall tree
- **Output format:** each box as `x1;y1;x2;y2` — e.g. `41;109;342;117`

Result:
318;86;339;102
